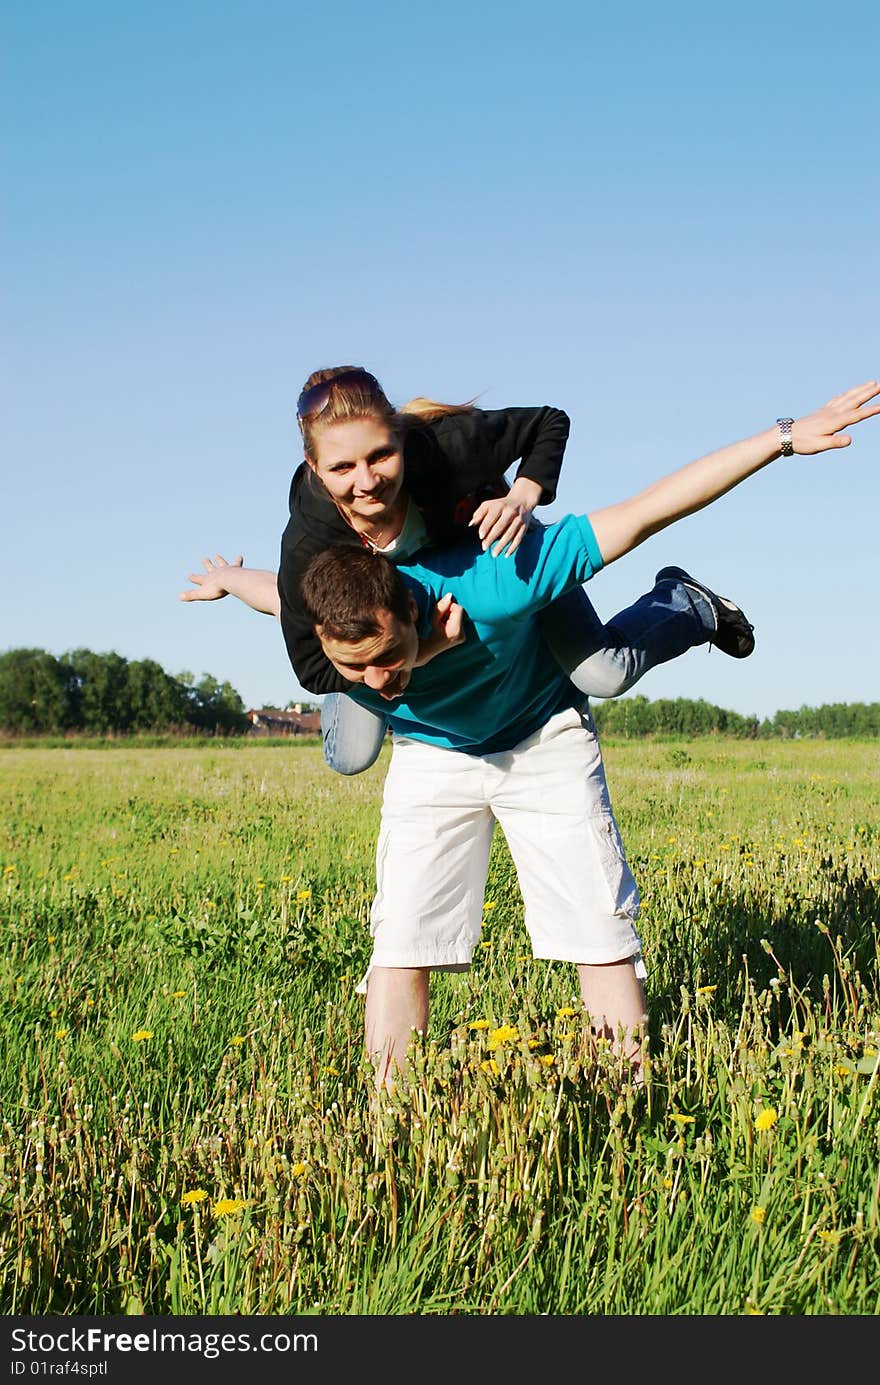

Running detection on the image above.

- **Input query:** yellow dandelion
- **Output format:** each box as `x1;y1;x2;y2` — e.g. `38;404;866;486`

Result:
132;1029;154;1042
750;1206;766;1226
818;1230;843;1245
483;900;497;910
280;875;292;883
55;1029;68;1040
670;1113;696;1125
480;1059;501;1076
172;990;187;999
49;1009;57;1018
229;1035;246;1046
527;1037;541;1049
296;889;312;901
3;864;16;874
540;1054;556;1067
181;1189;208;1205
556;1006;578;1018
487;1024;519;1051
47;935;57;944
469;1019;490;1030
324;1065;338;1076
255;882;266;890
663;1177;673;1189
696;984;717;995
754;1107;778;1131
480;940;491;948
213;1198;248;1216
745;1304;764;1316
291;1162;307;1178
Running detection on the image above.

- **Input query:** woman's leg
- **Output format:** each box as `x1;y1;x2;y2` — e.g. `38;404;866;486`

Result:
538;569;752;698
320;693;388;775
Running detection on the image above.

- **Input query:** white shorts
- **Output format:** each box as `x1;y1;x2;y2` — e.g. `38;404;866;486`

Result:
356;705;643;993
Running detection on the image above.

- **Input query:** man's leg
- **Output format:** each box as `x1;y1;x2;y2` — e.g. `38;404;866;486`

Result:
577;958;648;1072
490;706;647;1077
364;966;430;1090
358;737;493;1090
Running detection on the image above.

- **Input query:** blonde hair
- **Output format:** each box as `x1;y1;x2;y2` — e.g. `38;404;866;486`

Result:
398;395;479;423
298;365;477;462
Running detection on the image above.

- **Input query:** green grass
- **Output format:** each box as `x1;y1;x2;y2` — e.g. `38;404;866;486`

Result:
1;737;879;1314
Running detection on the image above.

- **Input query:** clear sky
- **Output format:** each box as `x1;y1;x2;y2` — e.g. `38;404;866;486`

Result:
4;0;878;720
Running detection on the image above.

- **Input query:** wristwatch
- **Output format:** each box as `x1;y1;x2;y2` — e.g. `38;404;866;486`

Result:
776;417;794;457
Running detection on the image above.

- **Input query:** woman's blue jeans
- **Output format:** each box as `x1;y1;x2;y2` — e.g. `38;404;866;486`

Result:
319;572;715;775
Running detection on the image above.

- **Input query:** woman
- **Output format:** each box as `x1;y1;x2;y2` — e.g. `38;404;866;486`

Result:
184;365;755;770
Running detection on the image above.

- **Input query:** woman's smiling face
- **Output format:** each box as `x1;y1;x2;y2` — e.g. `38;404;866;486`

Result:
308;417;405;525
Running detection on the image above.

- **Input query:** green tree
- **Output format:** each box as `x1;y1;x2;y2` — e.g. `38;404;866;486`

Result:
125;659;190;730
67;649;133;732
0;648;78;733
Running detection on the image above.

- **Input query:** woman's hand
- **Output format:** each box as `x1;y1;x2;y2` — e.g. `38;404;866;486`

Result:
791;380;880;454
469;475;543;557
413;593;467;666
179;554;245;601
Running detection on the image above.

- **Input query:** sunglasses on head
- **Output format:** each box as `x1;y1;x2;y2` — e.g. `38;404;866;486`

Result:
296;369;383;421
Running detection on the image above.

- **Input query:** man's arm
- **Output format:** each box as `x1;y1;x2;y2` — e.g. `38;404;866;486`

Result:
182;554;466;666
588;382;880;566
179;555;281;618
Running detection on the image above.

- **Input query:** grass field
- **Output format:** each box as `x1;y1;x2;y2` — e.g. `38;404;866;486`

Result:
1;736;879;1315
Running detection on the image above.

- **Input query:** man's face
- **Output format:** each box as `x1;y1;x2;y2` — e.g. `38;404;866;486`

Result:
316;600;419;701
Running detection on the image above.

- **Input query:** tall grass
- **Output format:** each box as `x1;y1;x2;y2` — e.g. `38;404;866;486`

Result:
1;738;879;1314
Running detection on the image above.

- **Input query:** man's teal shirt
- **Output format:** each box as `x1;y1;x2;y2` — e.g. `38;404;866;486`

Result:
348;513;605;755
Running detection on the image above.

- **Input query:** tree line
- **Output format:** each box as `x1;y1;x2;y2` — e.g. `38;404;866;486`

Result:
591;694;880;739
0;648;250;735
1;648;877;739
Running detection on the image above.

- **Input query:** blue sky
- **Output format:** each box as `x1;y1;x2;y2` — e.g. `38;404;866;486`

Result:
4;0;879;719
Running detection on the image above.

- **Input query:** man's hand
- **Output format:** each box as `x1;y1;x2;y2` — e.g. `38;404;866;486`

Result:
179;554;245;602
414;592;467;667
791;380;880;455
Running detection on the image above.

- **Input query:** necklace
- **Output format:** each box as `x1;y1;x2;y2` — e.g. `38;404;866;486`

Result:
336;498;407;552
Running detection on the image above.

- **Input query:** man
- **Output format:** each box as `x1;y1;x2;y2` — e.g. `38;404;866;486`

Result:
298;381;880;1087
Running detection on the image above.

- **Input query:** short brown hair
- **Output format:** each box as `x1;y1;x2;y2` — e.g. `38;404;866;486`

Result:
299;546;415;641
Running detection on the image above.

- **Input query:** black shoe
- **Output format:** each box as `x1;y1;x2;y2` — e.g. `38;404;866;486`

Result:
655;565;755;658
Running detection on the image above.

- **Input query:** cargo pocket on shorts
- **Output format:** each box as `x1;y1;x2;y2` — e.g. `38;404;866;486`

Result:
588;811;640;920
